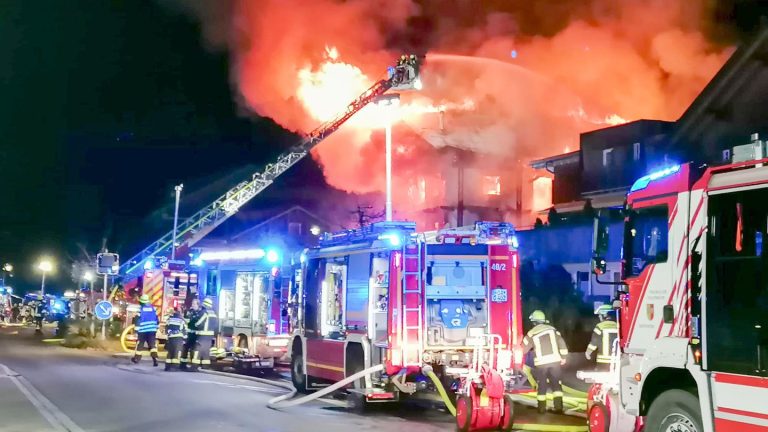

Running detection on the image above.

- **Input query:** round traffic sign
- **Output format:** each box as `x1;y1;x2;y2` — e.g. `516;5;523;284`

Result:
94;301;113;320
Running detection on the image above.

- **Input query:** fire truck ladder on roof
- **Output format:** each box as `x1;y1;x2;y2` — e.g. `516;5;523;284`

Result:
401;238;424;366
120;56;422;278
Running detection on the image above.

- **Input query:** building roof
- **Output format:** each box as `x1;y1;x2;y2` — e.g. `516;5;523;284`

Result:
529;150;580;171
230;205;330;241
669;26;768;148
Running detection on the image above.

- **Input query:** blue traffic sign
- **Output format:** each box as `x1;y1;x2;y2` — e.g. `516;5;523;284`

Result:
94;301;113;320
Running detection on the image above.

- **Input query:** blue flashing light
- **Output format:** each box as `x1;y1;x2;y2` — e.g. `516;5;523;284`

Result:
52;300;66;312
266;249;280;264
378;232;402;247
190;257;204;267
630;164;681;193
299;253;306;264
508;235;519;249
143;260;153;271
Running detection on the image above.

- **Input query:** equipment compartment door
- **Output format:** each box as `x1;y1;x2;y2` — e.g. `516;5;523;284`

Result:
704;187;768;430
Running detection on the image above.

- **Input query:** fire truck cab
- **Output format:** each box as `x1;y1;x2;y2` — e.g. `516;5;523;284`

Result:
289;221;523;406
587;134;768;432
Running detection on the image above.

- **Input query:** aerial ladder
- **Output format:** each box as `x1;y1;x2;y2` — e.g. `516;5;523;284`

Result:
119;54;422;278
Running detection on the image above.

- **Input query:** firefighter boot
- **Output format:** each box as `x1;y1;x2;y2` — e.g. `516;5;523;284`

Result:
164;362;171;372
553;396;564;414
537;396;547;414
131;354;140;364
151;352;158;367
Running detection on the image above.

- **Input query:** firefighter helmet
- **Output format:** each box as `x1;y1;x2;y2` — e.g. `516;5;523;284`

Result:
529;310;547;323
595;304;613;316
202;298;213;308
139;294;150;304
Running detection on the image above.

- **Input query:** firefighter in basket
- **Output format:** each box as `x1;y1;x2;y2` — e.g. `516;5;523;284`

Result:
585;304;618;371
164;309;186;371
132;295;159;367
522;310;569;414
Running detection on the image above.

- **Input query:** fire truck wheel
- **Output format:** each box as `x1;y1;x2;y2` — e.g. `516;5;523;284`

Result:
588;402;609;432
645;390;703;432
290;351;310;394
455;395;473;432
499;394;515;431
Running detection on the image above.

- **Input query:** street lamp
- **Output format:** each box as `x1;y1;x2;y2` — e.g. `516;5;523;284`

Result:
37;258;54;297
172;184;183;260
3;263;12;273
374;93;401;222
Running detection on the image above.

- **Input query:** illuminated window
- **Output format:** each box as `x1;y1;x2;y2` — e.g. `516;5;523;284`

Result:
484;176;501;196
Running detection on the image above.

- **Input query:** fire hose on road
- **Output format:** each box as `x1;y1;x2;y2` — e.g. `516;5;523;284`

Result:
258;363;588;432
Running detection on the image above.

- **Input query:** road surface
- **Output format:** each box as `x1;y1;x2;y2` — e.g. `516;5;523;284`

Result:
0;325;452;432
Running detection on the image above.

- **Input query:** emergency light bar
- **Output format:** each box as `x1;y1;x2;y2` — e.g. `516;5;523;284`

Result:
319;221;416;247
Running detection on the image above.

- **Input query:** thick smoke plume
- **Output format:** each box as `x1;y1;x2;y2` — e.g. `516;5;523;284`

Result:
171;0;734;225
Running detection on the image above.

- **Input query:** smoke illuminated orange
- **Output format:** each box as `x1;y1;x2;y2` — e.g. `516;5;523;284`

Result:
181;0;735;227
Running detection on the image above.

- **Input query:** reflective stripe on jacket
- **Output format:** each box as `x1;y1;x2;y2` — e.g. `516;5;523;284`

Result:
522;323;569;366
586;320;618;363
136;305;159;333
195;309;218;336
166;316;186;338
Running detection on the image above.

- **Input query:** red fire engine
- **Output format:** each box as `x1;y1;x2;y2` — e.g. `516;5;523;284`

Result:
289;221;524;413
585;134;768;432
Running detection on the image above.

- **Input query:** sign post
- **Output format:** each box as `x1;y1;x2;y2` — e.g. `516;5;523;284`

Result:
96;252;119;340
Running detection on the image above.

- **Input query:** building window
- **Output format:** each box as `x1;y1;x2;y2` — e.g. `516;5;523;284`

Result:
633;142;641;161
288;222;302;236
483;176;501;195
602;148;614;167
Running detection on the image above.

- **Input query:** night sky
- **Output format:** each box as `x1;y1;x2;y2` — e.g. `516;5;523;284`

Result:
0;0;765;293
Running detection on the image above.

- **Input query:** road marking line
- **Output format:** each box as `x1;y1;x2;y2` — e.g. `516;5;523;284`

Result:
0;363;85;432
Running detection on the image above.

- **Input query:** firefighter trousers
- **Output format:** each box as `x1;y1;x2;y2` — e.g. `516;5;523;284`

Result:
165;336;184;370
133;332;158;365
180;333;197;369
192;335;214;368
532;363;564;413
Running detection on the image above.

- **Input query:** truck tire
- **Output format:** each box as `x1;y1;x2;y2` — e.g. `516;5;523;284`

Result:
290;345;310;394
645;389;703;432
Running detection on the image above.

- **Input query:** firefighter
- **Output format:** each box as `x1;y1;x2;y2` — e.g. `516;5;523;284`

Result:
585;304;619;371
132;295;159;367
522;310;569;414
190;298;218;371
180;299;200;371
164;309;186;371
34;300;45;333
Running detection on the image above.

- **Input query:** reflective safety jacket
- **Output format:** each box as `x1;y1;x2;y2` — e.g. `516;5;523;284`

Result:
185;309;200;335
586;320;618;364
522;323;569;366
136;305;159;333
194;308;218;337
166;316;186;339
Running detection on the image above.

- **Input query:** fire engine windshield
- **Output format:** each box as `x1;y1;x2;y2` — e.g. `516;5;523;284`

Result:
624;205;669;276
